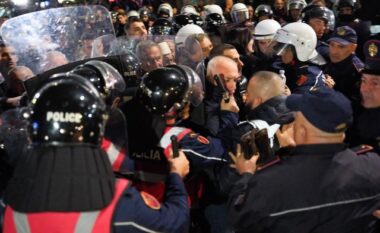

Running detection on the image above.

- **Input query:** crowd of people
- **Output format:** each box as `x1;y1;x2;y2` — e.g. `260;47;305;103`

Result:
0;0;380;232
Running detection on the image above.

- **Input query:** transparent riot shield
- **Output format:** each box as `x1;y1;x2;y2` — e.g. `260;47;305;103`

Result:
0;5;115;75
0;108;29;170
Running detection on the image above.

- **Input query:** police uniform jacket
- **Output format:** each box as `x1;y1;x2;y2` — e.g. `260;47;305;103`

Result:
325;54;363;102
273;61;326;94
227;143;380;233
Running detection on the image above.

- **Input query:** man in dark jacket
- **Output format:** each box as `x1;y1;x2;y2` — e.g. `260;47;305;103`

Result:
228;87;380;233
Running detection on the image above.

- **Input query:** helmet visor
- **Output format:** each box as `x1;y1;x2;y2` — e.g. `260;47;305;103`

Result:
177;65;204;106
267;41;292;57
232;11;248;23
85;60;126;92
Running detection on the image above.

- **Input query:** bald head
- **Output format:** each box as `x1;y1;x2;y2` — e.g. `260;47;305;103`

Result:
246;71;285;109
207;56;240;94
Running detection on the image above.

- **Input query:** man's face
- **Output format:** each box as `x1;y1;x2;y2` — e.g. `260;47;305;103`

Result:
329;40;355;63
0;46;18;70
339;6;353;16
127;21;147;39
247;6;254;19
142;46;163;72
219;62;240;94
257;39;271;55
82;39;93;56
360;74;380;108
308;18;326;39
117;15;127;24
274;0;285;10
200;37;213;58
223;48;244;72
280;46;294;64
289;9;302;21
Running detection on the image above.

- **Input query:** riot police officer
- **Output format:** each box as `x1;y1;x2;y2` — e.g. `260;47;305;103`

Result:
270;22;326;93
2;75;191;233
335;0;371;60
121;64;231;201
302;5;331;61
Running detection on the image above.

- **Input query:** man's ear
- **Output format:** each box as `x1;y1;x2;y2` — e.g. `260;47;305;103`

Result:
351;43;358;54
111;97;121;109
253;96;263;108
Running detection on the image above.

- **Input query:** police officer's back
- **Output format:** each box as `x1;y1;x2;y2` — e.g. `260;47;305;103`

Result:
228;87;380;232
2;75;190;233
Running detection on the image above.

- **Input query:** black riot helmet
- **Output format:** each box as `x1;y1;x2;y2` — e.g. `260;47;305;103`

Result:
70;60;126;105
302;5;330;24
336;0;356;10
119;52;142;87
137;65;204;116
28;74;107;146
190;14;204;27
205;13;224;32
173;14;194;33
255;4;273;20
150;18;174;35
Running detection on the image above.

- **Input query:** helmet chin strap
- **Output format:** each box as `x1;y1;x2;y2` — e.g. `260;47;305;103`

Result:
164;102;190;125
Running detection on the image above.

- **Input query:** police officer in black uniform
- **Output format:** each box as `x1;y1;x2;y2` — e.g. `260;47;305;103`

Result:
227;87;380;232
302;5;331;61
325;26;363;102
346;40;380;153
2;74;191;233
335;0;371;60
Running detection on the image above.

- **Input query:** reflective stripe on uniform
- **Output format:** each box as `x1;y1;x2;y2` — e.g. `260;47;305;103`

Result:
74;211;100;233
7;179;130;233
102;138;126;171
159;127;191;157
13;211;31;233
114;221;162;233
269;193;380;217
181;149;227;162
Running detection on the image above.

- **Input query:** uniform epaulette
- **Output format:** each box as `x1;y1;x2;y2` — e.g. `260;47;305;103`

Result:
256;156;281;171
351;144;373;155
352;55;364;73
320;41;329;46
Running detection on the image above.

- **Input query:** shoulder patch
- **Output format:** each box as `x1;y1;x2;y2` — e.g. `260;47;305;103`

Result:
352;56;364;72
296;75;308;86
197;136;210;144
140;191;161;210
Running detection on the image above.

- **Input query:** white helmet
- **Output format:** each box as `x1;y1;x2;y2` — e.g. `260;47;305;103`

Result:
158;3;173;18
127;10;139;19
204;4;224;17
273;22;317;61
253;19;281;40
181;5;198;16
175;24;205;47
231;3;249;24
287;0;307;11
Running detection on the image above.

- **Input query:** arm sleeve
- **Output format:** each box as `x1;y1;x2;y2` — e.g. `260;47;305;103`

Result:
113;173;190;233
